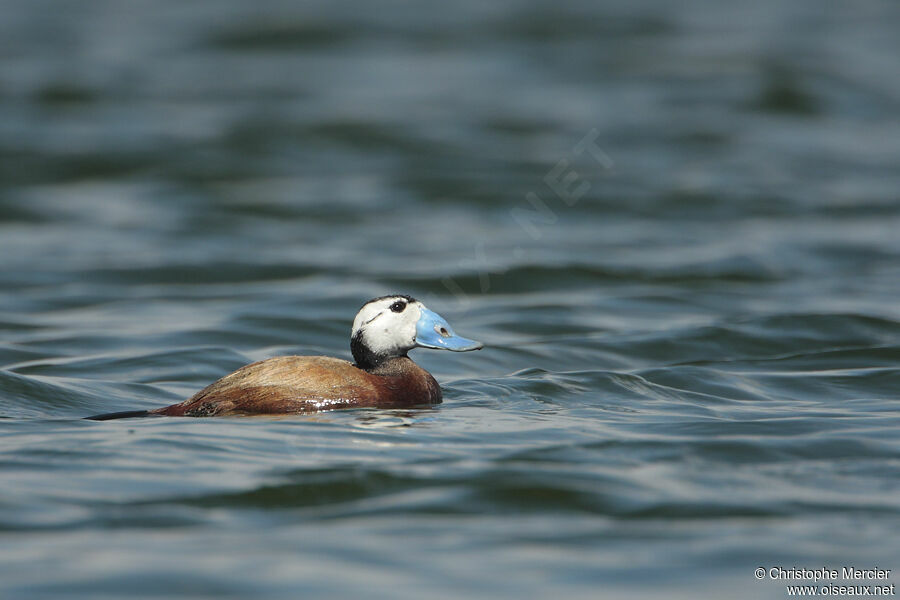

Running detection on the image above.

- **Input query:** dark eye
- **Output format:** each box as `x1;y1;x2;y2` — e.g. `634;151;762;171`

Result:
390;301;406;313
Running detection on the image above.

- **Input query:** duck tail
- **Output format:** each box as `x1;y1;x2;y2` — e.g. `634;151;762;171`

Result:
84;409;155;421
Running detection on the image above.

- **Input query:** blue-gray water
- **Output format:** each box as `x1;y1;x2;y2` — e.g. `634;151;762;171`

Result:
2;1;899;598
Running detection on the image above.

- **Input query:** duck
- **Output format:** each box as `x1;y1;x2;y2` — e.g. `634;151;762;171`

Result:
87;295;482;419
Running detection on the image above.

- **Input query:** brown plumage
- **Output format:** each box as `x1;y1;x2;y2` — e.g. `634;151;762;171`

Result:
151;356;441;416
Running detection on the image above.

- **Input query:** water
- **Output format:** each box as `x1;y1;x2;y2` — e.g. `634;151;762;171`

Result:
2;1;899;598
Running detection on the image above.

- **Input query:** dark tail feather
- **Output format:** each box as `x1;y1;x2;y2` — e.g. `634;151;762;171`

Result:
84;409;155;421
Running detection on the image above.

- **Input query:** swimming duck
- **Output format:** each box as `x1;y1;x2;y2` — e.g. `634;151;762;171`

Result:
87;295;482;419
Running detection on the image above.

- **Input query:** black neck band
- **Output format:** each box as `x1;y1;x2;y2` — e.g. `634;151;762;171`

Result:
351;331;393;370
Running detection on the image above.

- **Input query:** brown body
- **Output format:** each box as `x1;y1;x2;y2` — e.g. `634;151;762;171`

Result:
151;355;442;417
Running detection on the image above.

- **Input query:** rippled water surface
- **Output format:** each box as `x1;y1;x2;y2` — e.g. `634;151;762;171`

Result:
2;1;899;598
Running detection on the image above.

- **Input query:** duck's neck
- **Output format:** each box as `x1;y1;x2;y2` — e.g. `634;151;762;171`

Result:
351;333;407;372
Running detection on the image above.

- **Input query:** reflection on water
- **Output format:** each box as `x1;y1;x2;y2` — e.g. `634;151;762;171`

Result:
2;0;900;598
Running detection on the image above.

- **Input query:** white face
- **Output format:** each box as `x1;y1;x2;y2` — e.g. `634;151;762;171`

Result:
351;296;424;358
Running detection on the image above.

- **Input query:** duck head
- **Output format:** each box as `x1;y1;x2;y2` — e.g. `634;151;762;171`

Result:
350;295;483;369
